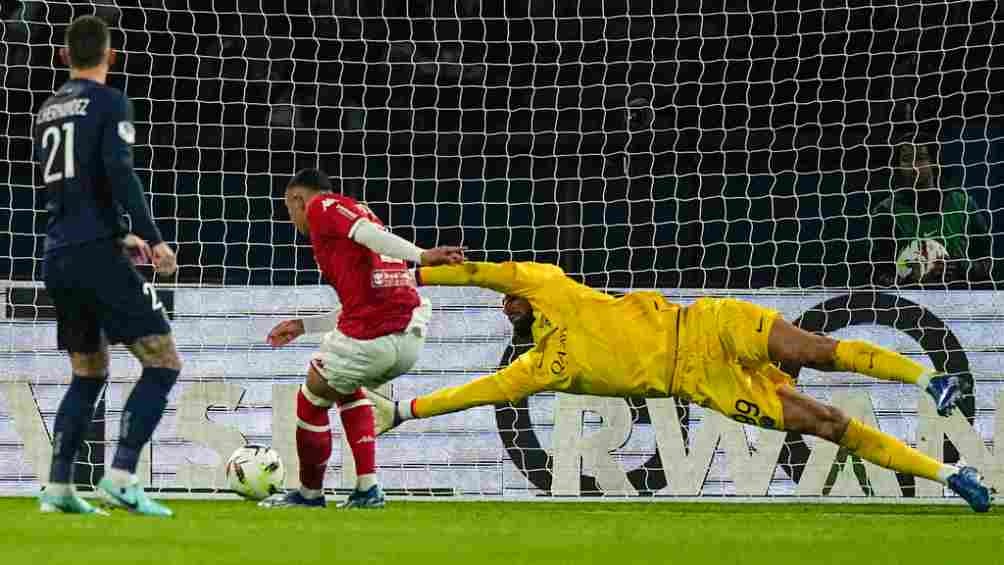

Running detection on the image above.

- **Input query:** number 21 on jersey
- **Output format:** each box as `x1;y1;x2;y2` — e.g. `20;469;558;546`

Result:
41;122;76;183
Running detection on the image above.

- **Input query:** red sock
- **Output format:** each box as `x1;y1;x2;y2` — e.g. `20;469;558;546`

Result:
337;389;376;478
296;386;332;491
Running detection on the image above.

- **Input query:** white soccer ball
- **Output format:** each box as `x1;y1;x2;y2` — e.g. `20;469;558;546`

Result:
896;238;949;280
225;445;285;500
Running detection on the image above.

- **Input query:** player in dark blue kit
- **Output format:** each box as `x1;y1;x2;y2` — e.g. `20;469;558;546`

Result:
35;16;181;517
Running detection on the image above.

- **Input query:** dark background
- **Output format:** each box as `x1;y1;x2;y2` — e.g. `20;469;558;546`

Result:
1;1;1001;288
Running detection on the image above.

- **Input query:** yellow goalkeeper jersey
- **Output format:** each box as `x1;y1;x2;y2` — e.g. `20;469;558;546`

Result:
418;261;680;399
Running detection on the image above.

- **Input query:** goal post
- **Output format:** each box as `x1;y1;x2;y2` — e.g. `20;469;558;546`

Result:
1;2;1002;500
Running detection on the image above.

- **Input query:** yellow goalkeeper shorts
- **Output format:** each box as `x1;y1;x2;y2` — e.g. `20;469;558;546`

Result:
672;297;793;430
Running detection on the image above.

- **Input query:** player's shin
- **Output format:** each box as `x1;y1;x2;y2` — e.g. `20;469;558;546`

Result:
337;390;377;491
48;375;106;495
108;367;178;485
412;374;511;419
839;418;955;484
296;384;333;499
833;339;932;386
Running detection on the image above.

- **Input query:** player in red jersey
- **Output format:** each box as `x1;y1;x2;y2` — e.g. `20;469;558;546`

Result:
259;169;463;509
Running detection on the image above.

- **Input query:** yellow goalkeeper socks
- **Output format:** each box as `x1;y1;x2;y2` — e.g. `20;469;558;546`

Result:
414;375;511;419
833;339;931;387
839;418;952;483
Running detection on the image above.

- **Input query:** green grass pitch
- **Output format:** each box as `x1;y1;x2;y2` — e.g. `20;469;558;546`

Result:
2;498;1001;565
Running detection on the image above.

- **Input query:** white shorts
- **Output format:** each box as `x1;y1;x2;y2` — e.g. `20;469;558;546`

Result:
311;298;431;394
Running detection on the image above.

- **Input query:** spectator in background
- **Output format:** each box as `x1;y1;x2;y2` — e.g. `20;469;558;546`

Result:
870;141;993;286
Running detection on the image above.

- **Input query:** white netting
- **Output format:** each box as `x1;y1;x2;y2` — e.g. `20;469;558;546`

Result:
1;2;1002;499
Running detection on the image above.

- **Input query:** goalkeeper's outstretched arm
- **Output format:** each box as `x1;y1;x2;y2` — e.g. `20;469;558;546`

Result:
418;261;563;296
410;373;515;419
381;348;547;426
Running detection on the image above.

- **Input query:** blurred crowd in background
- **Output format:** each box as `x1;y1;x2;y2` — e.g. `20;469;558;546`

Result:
1;1;1001;288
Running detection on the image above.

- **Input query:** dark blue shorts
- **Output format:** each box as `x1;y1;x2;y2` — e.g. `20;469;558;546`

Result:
44;238;171;353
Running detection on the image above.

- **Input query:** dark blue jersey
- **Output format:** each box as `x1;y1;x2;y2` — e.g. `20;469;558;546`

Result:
34;78;162;253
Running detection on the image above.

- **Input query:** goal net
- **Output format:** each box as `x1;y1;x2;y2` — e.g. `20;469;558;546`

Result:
1;1;1002;500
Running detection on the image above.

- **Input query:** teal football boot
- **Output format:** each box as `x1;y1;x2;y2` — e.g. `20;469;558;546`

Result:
39;490;107;516
97;478;174;517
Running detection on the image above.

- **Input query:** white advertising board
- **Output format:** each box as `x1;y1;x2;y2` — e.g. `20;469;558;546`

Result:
1;284;1002;499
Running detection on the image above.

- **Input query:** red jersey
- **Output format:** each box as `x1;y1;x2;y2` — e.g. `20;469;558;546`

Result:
306;193;420;339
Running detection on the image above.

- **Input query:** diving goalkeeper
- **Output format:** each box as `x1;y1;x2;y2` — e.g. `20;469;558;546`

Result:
369;261;993;512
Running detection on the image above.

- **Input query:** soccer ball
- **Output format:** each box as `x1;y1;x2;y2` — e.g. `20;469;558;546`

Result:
225;445;285;500
896;238;949;280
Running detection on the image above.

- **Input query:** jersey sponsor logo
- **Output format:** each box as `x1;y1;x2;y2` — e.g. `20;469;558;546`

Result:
321;197;336;210
117;121;135;144
548;329;569;376
36;98;90;124
378;253;406;266
371;269;415;288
